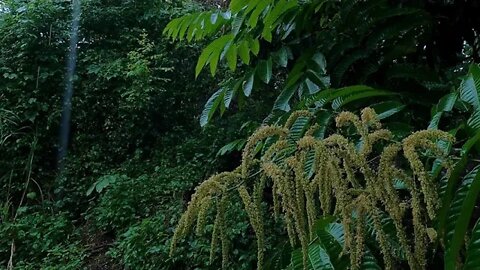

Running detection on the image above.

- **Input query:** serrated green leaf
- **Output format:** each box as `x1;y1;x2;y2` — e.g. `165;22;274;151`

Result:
459;64;480;109
287;116;310;142
195;34;233;77
360;249;382;270
464;218;480;270
274;83;299;111
230;0;248;13
314;218;349;270
257;58;272;83
370;101;405;120
467;109;480;131
331;89;395;110
224;80;240;108
209;50;220;76
444;166;480;270
312;110;331;139
438;132;480;237
217;138;246;156
232;15;244;36
305;78;320;94
437;93;458;112
243;72;254;96
428;111;443;130
248;0;270;28
306;70;329;89
250;38;260;55
238;41;250;64
200;88;224;126
226;44;237;71
308;243;334;270
275;47;289;67
310;52;327;74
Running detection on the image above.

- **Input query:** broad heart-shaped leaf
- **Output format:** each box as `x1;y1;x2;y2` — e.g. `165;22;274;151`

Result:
444;166;480;270
459;64;480;109
257;57;272;83
200;88;224;126
463;218;480;270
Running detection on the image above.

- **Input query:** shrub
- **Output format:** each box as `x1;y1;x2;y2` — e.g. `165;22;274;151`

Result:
0;209;85;269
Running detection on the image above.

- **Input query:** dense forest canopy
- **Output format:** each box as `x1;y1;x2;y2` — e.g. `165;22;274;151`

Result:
1;0;480;269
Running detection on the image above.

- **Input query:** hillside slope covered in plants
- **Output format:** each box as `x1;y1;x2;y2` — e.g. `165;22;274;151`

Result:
1;0;480;269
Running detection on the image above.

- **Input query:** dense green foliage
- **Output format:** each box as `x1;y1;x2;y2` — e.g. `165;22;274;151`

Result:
1;0;480;269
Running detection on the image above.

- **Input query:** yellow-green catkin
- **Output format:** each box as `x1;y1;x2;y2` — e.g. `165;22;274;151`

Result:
284;110;312;129
210;204;221;263
403;130;454;220
350;197;367;270
170;108;456;270
238;184;265;269
376;144;417;269
370;201;394;270
219;194;229;270
286;157;309;270
242;126;288;177
196;196;212;235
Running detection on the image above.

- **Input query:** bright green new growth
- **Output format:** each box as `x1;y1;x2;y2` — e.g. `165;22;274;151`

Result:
170;108;454;270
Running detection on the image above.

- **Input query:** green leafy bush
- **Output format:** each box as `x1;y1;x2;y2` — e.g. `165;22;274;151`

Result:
110;200;260;270
0;210;85;269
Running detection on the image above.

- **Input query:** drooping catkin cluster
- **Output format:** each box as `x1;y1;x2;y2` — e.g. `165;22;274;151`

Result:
169;108;454;270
